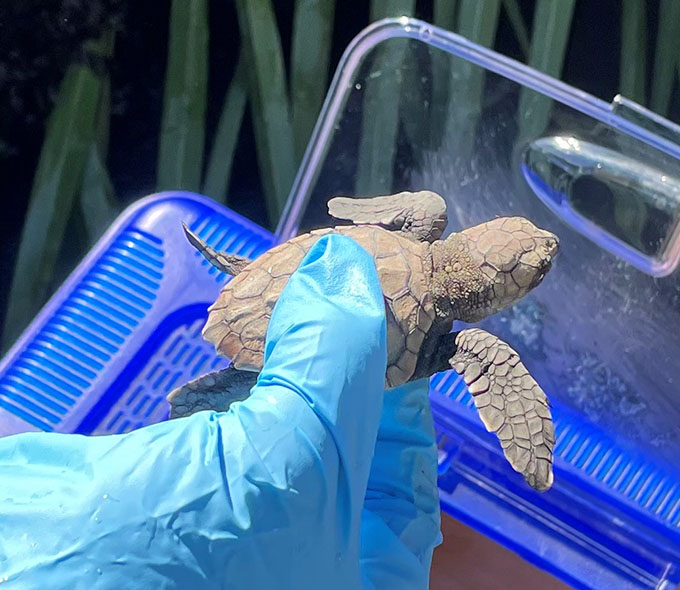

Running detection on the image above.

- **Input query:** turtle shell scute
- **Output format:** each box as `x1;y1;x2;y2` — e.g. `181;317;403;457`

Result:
203;226;437;385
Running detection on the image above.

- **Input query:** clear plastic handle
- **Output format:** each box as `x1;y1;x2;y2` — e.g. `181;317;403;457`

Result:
522;134;680;277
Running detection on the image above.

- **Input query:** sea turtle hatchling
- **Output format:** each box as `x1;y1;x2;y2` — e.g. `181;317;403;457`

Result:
168;190;560;491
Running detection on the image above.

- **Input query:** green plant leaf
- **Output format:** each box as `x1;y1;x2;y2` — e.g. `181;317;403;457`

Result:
369;0;414;20
619;0;647;104
86;31;116;156
439;0;501;153
433;0;458;31
429;0;459;151
355;0;416;194
3;59;102;349
650;0;680;116
517;0;575;142
502;0;530;58
80;30;118;245
202;53;247;204
235;0;296;224
291;0;336;162
157;0;208;192
456;0;502;57
523;0;576;77
80;145;118;245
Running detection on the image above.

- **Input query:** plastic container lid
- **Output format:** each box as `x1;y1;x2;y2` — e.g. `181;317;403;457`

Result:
275;18;680;590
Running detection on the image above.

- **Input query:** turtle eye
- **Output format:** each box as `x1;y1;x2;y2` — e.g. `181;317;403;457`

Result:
543;237;559;257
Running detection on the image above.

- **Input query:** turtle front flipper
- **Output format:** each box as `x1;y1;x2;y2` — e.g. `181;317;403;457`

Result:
167;366;257;419
448;328;555;491
327;190;448;243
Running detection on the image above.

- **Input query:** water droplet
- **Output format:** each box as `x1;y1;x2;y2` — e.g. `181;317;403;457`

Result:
102;494;108;500
354;83;362;91
419;26;432;40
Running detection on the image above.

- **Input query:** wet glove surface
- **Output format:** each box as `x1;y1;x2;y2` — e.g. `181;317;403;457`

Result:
0;234;441;589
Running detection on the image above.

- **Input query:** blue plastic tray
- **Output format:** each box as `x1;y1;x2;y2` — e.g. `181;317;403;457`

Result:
0;192;273;436
1;192;679;589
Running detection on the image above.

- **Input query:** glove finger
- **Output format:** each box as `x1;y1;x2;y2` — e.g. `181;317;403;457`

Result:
219;233;388;581
360;379;442;589
246;232;388;486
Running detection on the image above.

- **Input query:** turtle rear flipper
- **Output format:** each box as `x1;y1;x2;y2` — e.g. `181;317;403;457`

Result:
327;190;448;243
167;366;257;418
448;328;555;491
182;223;251;276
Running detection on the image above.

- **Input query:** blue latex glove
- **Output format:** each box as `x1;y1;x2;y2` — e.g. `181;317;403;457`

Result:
0;234;441;589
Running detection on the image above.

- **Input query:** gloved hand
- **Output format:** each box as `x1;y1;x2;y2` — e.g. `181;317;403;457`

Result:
0;234;441;589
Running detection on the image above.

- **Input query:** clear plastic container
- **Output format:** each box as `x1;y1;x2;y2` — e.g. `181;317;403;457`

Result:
277;18;680;590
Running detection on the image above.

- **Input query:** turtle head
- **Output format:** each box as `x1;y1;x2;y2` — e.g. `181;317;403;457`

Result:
431;217;559;323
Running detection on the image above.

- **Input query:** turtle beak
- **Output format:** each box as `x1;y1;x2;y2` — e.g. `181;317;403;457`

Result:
540;232;560;272
541;231;559;256
531;234;559;288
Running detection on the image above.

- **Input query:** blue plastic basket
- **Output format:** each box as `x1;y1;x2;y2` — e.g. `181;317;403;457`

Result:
0;192;273;436
1;191;679;589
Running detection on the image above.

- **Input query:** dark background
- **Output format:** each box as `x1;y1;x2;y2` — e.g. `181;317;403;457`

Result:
0;0;676;316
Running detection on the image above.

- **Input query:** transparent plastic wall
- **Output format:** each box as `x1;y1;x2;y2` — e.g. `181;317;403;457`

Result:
279;19;680;475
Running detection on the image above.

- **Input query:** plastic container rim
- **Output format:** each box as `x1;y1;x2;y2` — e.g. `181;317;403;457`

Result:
276;17;680;242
